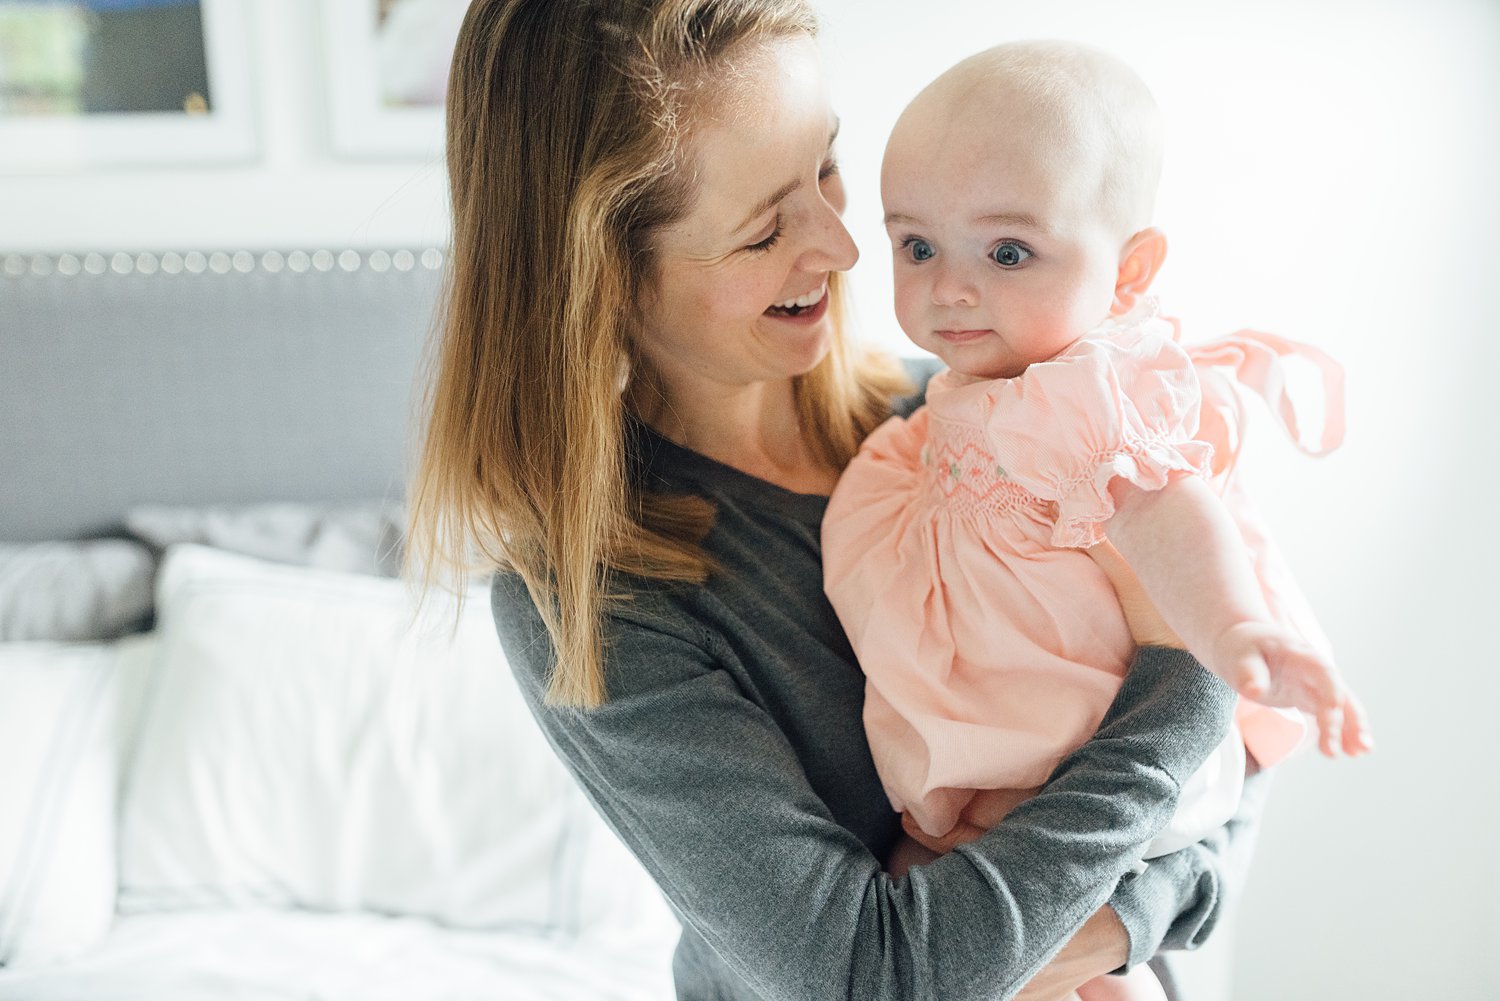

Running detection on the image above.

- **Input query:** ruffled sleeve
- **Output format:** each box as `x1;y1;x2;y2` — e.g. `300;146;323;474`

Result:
983;324;1215;549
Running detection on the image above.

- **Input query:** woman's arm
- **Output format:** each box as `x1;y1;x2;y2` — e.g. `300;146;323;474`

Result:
494;573;1237;1001
1008;539;1281;1001
1109;760;1272;966
1106;475;1369;756
1012;764;1272;1001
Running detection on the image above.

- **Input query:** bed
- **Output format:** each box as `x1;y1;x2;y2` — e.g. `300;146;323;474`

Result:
0;248;680;999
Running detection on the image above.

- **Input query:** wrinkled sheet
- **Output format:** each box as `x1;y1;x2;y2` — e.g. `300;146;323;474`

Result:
0;907;679;1001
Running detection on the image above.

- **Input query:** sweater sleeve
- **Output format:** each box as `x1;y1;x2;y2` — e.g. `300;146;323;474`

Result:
1109;759;1272;969
493;572;1240;1001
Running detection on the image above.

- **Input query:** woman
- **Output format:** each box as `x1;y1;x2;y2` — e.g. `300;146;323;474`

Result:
408;2;1265;999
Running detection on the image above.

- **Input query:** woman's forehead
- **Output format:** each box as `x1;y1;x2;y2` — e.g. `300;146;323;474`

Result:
691;33;825;127
667;38;836;242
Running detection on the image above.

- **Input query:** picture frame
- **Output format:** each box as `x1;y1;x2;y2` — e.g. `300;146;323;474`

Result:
0;0;258;173
318;0;462;160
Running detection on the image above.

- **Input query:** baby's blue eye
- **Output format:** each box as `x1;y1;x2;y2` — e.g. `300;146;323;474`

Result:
991;241;1032;267
904;238;935;262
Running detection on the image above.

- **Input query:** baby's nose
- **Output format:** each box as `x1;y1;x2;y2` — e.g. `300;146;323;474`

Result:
931;264;979;307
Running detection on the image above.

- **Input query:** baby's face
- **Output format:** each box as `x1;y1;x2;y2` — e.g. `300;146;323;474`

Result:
881;104;1125;380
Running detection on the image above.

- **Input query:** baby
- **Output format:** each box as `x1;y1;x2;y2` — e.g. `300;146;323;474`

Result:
823;40;1373;1001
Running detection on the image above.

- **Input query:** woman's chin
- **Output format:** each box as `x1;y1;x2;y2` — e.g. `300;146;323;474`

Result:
758;312;835;377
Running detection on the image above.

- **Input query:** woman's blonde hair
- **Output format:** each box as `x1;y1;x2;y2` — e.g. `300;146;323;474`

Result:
407;0;909;708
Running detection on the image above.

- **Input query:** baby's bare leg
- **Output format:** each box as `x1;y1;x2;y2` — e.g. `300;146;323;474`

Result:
887;787;1043;875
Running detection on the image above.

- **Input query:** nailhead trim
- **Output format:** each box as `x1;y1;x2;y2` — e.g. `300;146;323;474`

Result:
1;248;445;279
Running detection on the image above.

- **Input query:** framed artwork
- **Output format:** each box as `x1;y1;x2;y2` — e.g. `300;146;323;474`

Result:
319;0;466;159
0;0;257;172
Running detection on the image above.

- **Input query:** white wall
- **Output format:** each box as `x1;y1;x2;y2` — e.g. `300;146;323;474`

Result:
4;2;1497;998
0;0;451;251
817;3;1500;1000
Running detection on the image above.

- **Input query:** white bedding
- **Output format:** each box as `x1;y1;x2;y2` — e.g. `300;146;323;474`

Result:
0;907;677;1001
0;548;684;997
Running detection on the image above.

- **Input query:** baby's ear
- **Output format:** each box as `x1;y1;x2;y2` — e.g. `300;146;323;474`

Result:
1110;228;1168;316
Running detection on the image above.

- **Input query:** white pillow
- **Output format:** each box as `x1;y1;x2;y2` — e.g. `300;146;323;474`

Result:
0;635;156;966
118;545;672;938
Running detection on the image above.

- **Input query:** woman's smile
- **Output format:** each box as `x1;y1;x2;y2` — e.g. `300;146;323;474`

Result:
765;283;829;322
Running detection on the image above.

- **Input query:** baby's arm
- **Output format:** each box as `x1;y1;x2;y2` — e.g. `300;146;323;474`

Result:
1104;475;1372;757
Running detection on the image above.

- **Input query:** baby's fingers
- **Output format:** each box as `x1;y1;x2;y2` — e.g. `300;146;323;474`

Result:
1315;702;1346;758
1338;691;1375;757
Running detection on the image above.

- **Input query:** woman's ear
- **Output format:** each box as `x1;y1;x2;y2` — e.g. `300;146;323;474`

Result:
1110;227;1168;316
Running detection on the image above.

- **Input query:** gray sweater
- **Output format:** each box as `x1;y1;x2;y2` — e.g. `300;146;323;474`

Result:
493;405;1268;1001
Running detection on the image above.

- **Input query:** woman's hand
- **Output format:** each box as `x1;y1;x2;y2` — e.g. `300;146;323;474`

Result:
1012;904;1131;1001
1087;540;1183;649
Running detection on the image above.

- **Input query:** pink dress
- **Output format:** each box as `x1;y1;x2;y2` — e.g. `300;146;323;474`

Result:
823;311;1344;842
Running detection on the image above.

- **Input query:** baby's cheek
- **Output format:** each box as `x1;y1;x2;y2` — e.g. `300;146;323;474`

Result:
1046;291;1104;343
891;277;923;334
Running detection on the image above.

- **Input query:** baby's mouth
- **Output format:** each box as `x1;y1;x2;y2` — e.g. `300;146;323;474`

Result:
933;328;995;343
766;285;827;317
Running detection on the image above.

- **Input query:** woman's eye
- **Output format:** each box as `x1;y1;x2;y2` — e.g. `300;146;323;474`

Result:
990;241;1032;267
902;238;935;262
746;225;781;253
819;159;840;182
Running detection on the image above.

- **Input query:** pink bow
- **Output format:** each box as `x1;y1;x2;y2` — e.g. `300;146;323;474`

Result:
1180;326;1346;460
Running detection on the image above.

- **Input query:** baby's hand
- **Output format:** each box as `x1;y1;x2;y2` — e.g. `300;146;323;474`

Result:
1209;621;1374;758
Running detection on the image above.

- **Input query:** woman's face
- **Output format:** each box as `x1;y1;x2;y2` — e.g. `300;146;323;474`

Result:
637;35;857;396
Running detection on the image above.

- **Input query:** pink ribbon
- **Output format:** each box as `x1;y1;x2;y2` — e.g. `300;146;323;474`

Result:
1173;324;1346;460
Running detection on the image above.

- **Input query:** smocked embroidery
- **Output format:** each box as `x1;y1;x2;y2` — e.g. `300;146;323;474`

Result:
924;416;1037;517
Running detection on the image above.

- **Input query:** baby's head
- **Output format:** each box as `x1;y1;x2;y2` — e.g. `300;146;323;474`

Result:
882;40;1167;379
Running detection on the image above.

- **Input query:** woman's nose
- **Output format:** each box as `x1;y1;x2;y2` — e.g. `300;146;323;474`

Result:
800;201;859;273
931;263;978;307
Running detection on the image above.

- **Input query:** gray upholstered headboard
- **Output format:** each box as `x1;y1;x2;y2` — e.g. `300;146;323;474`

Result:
0;249;445;543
